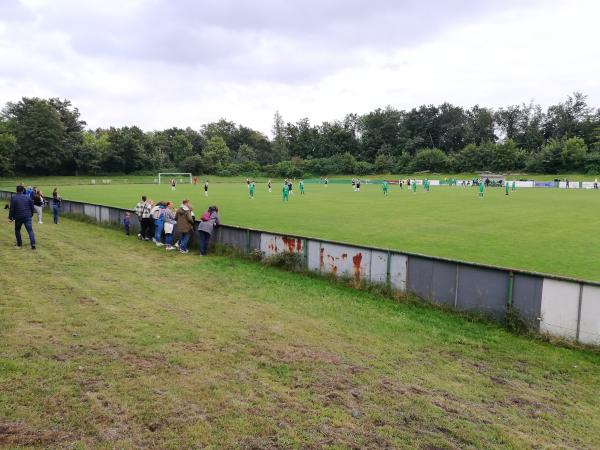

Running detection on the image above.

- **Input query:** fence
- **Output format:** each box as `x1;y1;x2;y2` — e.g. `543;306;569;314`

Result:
1;189;598;346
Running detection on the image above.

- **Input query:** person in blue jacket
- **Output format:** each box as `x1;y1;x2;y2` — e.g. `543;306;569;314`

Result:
8;185;36;249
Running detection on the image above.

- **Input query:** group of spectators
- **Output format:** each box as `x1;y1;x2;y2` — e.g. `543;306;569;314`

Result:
6;184;62;250
133;196;220;255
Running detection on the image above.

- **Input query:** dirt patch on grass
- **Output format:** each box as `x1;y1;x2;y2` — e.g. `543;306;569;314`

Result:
0;421;73;447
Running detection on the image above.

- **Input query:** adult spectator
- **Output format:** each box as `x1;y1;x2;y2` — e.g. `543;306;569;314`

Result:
8;185;36;250
33;189;44;224
134;195;153;240
162;202;176;250
52;188;62;224
197;205;220;256
175;199;194;254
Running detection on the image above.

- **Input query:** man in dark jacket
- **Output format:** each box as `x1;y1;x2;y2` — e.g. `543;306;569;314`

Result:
8;185;36;249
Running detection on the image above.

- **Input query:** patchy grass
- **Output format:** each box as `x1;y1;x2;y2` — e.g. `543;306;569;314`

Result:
0;216;599;449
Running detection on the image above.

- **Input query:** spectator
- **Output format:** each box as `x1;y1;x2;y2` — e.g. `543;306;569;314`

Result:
151;201;166;246
175;199;194;254
134;196;153;240
198;205;220;256
8;185;36;250
52;188;61;224
124;212;131;235
162;202;176;250
33;189;44;224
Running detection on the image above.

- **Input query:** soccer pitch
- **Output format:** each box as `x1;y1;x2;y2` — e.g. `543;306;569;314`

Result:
27;181;600;281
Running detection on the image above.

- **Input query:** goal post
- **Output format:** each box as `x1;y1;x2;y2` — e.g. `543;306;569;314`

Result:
158;173;193;184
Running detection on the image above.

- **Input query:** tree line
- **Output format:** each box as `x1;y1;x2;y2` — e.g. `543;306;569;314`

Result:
1;93;599;177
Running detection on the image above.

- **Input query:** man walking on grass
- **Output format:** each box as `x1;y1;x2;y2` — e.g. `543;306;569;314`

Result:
8;185;36;250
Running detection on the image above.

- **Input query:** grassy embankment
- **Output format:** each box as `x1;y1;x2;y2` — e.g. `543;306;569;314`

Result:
0;214;599;448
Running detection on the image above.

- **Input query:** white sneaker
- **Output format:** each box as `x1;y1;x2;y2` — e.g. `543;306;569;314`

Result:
156;242;164;247
174;242;180;248
152;238;157;243
180;249;189;254
38;221;43;224
166;246;175;251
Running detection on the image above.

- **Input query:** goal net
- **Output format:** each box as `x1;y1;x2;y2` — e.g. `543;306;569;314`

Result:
158;173;192;184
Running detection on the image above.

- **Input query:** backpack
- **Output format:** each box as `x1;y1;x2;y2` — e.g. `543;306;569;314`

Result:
201;211;211;222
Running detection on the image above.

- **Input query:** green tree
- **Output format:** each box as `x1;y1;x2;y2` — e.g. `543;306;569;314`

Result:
560;137;587;171
201;136;230;173
103;127;147;173
0;122;17;175
409;148;449;172
3;97;66;174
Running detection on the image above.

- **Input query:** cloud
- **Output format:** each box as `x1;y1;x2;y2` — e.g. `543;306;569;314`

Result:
0;0;598;134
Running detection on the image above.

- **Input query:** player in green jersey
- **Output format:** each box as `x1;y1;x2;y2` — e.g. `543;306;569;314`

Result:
282;183;289;202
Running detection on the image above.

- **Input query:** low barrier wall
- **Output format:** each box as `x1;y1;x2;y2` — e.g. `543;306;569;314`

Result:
1;190;598;346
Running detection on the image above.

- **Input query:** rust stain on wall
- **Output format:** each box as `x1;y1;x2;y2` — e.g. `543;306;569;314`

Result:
352;252;363;284
282;237;303;253
320;247;324;270
327;255;338;274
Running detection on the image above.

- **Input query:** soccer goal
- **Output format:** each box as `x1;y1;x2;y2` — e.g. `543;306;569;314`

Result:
158;173;192;184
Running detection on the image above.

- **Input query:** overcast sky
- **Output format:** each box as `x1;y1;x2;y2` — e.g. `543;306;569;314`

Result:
1;0;599;135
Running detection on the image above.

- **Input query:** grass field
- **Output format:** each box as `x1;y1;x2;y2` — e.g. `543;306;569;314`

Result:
1;215;599;448
12;179;600;282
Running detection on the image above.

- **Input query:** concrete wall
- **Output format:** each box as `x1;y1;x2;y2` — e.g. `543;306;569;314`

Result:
1;189;598;346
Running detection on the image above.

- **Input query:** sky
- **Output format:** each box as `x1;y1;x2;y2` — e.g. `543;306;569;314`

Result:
0;0;599;136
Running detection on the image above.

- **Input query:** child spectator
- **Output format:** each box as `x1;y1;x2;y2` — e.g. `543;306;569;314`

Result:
124;212;131;235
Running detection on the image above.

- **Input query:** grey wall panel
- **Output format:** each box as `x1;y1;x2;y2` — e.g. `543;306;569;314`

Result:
370;250;388;284
70;202;84;215
407;256;434;301
512;274;543;329
579;285;600;345
319;242;371;282
83;204;95;219
307;240;321;272
216;227;248;252
100;207;110;223
431;261;457;306
390;253;408;292
540;279;580;339
249;231;261;252
109;208;121;225
456;266;508;319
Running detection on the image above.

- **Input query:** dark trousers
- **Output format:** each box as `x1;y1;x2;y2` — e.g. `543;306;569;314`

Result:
198;230;211;255
15;217;36;247
140;218;153;239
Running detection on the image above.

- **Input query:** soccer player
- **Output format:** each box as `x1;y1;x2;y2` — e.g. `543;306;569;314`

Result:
204;179;209;197
412;180;417;193
512;180;516;191
324;177;328;187
505;181;509;195
171;179;176;191
356;180;361;192
246;177;250;189
299;179;305;195
249;181;255;199
288;180;293;195
282;182;289;202
383;181;388;196
268;179;272;193
399;179;403;190
479;181;484;198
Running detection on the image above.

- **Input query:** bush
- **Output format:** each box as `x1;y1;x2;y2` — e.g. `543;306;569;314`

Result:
409;148;449;172
355;161;374;175
264;252;305;272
